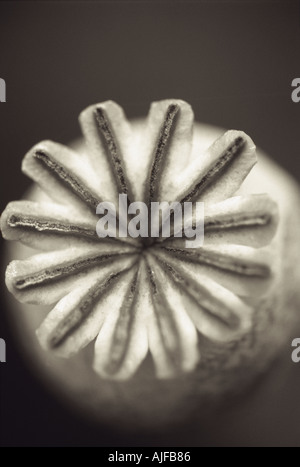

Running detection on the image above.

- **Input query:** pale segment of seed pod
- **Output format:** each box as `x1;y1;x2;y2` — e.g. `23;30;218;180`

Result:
1;99;300;428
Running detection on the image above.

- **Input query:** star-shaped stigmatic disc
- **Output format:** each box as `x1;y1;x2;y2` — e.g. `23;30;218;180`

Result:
1;100;278;380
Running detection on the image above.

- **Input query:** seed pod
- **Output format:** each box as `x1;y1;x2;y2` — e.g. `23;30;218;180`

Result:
1;99;300;429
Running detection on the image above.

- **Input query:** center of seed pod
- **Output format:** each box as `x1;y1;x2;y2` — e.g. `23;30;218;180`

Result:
141;237;156;248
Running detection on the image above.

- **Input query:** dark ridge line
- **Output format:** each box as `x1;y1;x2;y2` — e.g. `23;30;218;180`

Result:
148;104;180;204
7;213;141;249
8;214;98;239
204;213;271;231
155;212;271;245
180;136;246;203
34;149;100;212
14;251;137;290
153;253;240;329
105;267;140;375
158;246;270;278
145;255;183;371
95;106;132;203
49;269;130;349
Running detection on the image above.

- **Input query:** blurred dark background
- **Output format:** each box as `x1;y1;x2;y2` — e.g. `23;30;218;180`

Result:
0;0;300;447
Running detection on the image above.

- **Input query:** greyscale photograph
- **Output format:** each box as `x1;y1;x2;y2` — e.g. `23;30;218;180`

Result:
0;0;300;449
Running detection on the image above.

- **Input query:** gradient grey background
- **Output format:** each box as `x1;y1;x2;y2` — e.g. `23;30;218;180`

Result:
0;0;300;447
